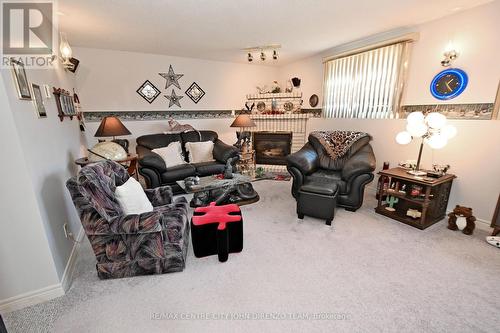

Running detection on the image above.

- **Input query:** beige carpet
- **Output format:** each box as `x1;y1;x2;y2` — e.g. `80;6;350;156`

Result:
4;180;500;332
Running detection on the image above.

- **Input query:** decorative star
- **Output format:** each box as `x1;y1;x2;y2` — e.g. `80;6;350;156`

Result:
164;89;183;108
159;65;184;89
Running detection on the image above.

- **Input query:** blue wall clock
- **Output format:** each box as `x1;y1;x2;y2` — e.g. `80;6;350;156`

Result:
430;68;468;100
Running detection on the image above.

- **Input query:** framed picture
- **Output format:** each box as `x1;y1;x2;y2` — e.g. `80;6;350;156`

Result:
10;59;31;100
31;84;47;118
53;88;77;121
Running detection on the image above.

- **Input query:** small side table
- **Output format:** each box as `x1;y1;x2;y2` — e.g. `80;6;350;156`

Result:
375;167;456;230
75;154;138;179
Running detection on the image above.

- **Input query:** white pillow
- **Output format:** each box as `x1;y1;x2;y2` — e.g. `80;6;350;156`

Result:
185;141;215;163
152;142;186;168
115;177;154;215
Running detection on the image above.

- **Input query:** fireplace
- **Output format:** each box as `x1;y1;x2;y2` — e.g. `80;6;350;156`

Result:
253;131;292;165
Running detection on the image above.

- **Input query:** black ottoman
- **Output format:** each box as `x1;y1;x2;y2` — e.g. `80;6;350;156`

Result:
191;202;243;262
297;181;338;225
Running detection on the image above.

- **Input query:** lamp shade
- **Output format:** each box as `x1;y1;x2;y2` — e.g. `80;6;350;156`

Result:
230;114;256;128
94;116;131;137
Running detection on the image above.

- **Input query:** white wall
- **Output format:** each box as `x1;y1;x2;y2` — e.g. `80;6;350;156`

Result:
0;60;87;308
0;73;60;303
74;47;279;111
74;47;280;149
280;1;500;221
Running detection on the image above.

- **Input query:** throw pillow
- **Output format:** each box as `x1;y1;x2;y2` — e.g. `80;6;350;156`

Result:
152;142;186;168
115;177;154;215
185;141;215;163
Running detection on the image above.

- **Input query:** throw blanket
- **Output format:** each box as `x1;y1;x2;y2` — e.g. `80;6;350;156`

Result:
310;130;369;160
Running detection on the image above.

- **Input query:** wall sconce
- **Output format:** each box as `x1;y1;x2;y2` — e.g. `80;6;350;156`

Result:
441;41;458;67
60;32;75;71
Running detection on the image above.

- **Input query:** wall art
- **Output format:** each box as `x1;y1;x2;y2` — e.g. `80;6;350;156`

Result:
159;65;183;89
185;82;205;104
10;58;31;100
136;80;161;104
53;88;77;121
31;83;47;118
164;89;183;108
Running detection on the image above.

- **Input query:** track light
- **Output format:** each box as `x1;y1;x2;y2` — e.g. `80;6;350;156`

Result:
243;45;281;63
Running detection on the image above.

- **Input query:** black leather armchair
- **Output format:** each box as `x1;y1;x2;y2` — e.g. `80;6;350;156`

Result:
287;134;376;211
137;130;239;193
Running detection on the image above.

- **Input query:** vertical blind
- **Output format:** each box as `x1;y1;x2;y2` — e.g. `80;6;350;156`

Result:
323;42;411;119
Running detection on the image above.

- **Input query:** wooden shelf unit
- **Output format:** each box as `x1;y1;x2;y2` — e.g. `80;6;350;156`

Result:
375;167;456;230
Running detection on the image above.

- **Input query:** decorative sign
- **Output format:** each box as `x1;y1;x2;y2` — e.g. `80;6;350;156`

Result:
136;80;161;104
185;82;205;104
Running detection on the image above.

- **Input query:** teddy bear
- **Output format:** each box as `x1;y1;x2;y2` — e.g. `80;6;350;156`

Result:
447;205;476;235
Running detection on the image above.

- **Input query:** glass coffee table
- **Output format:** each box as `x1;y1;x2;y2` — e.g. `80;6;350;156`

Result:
177;173;270;207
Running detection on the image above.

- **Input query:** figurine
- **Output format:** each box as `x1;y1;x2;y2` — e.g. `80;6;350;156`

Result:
385;196;399;212
271;80;281;93
223;157;238;179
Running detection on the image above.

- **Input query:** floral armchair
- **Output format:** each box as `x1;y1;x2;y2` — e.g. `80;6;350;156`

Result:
66;161;190;279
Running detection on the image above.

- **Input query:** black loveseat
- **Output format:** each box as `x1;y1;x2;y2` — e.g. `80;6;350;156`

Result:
286;133;376;212
136;131;239;193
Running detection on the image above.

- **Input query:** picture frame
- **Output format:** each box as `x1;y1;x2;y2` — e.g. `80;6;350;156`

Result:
53;88;77;121
31;83;47;118
10;58;32;100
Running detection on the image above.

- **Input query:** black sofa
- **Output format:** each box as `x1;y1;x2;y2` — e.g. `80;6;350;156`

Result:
136;130;239;193
286;134;376;211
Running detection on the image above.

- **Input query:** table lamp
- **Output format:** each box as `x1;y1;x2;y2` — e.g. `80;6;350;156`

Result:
396;112;457;176
89;116;132;162
230;114;256;152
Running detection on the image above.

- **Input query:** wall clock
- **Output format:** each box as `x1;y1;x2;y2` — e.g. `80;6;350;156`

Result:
430;68;468;100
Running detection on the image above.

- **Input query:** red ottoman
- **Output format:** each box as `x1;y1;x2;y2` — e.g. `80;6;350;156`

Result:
191;202;243;262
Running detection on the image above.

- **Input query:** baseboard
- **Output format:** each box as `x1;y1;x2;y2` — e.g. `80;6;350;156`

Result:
0;227;85;314
0;284;64;314
61;226;85;292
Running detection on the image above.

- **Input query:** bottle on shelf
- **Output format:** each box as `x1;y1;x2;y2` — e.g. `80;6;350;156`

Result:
376;162;390;200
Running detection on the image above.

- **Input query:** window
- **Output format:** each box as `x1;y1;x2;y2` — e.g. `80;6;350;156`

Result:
323;41;411;119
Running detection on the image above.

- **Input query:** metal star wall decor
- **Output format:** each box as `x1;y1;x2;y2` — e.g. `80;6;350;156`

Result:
159;65;184;89
164;89;183;108
185;82;206;104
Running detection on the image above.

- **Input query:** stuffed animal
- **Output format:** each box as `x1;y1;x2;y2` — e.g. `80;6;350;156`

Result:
447;205;476;235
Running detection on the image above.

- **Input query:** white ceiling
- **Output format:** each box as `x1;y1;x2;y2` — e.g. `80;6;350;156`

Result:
58;0;493;65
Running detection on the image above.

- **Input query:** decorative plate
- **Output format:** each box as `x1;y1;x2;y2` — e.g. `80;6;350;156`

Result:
257;101;266;112
185;82;206;104
309;94;319;107
284;101;294;112
136;80;161;104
